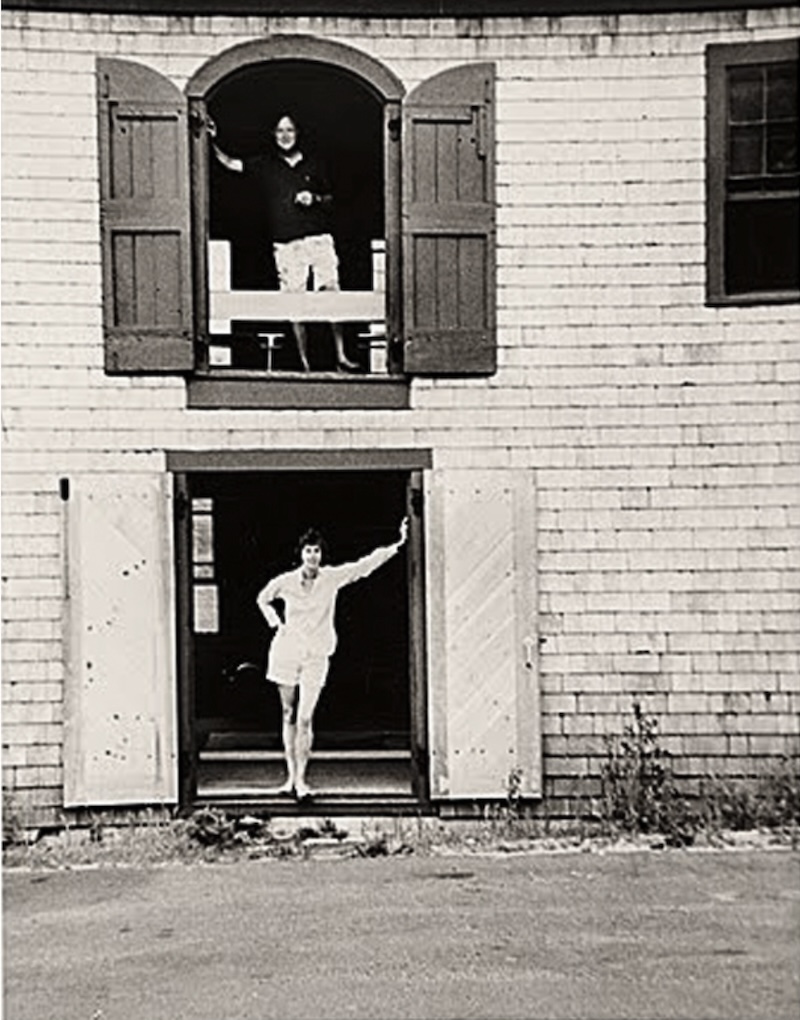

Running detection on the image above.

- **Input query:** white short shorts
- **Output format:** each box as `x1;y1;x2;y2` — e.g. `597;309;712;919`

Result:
273;234;340;292
267;656;329;691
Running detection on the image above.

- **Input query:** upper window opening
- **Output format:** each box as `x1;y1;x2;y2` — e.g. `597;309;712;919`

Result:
205;61;388;375
707;39;799;304
96;48;497;395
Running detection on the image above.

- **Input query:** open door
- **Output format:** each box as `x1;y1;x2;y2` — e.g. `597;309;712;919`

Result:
64;474;179;807
175;468;427;806
426;468;540;800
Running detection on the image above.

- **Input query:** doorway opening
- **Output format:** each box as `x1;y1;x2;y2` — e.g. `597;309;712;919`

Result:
205;60;386;373
179;468;426;805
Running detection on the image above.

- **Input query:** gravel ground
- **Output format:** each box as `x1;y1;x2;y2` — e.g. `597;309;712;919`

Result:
4;846;799;1020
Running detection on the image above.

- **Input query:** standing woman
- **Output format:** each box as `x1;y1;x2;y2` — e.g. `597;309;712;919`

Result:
257;518;408;800
208;112;359;372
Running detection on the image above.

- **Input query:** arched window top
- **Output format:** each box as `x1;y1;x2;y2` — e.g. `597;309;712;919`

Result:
186;35;405;102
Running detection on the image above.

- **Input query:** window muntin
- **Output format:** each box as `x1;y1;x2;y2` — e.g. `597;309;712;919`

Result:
727;63;797;184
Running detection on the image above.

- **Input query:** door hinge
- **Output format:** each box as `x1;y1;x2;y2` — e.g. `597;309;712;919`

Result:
410;487;423;518
189;107;210;139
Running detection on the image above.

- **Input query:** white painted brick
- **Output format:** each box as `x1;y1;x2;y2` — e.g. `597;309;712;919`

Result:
2;681;63;705
2;701;62;725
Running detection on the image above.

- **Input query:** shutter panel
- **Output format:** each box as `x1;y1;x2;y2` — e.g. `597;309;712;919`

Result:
403;63;496;375
427;469;539;799
97;58;195;373
64;474;178;807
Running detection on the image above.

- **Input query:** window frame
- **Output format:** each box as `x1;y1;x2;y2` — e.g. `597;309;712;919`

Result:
706;37;800;307
185;37;406;407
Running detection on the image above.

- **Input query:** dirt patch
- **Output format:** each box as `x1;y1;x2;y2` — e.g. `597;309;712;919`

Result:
4;811;798;872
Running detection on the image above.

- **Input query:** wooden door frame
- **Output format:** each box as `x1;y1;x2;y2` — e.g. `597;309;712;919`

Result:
407;468;429;800
168;448;431;809
173;472;197;806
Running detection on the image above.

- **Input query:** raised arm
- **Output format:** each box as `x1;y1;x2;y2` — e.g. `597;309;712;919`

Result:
333;518;409;588
207;117;244;173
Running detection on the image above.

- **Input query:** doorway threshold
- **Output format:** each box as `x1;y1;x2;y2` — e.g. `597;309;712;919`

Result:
192;792;426;817
197;749;414;800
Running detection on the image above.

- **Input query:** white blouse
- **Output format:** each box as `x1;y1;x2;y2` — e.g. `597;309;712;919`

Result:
256;543;401;662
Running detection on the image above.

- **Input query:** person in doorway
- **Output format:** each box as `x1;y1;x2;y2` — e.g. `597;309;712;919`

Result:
256;517;408;800
208;113;359;372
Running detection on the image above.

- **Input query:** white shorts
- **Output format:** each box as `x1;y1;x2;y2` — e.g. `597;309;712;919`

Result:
273;234;340;292
267;656;329;691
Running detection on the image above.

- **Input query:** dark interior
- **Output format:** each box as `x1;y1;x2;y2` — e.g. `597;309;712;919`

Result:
206;61;385;369
725;197;799;294
190;471;410;751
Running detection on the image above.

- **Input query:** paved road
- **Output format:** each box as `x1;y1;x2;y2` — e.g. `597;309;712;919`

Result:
4;849;799;1020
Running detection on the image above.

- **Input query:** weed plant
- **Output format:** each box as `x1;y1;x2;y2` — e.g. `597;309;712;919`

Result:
5;707;798;867
600;701;697;846
600;701;800;847
698;758;800;836
3;809;204;869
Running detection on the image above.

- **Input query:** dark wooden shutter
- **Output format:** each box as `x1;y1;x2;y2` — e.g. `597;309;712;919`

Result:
97;58;195;373
403;63;496;375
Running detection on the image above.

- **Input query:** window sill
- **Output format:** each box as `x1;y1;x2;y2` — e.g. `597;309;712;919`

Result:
187;370;410;409
706;290;800;308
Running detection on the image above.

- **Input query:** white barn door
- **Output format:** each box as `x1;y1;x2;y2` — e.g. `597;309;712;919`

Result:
64;474;178;807
427;468;539;799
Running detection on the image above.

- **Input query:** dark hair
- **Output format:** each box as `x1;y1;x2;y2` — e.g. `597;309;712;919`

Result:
296;527;327;561
273;113;300;134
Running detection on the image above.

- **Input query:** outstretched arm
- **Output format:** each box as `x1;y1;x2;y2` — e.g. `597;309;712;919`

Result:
207;117;244;173
333;518;409;587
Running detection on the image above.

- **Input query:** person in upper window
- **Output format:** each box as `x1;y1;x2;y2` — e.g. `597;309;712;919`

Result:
256;518;408;801
209;113;359;372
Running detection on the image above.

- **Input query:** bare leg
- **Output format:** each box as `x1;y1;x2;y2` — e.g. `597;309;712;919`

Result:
290;323;310;372
332;323;358;371
294;677;326;799
277;684;299;793
317;285;358;370
294;722;313;799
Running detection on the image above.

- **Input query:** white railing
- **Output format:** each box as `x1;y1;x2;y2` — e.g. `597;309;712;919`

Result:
207;240;388;372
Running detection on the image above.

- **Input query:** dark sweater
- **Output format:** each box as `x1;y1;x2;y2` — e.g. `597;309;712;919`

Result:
248;152;334;243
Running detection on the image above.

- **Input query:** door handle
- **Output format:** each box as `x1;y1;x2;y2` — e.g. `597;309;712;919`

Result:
523;637;536;669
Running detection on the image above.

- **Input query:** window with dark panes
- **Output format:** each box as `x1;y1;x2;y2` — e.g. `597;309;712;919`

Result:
96;48;497;404
707;39;799;303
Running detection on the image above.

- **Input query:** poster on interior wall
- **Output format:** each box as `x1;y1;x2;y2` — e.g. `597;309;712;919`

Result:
192;584;220;633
